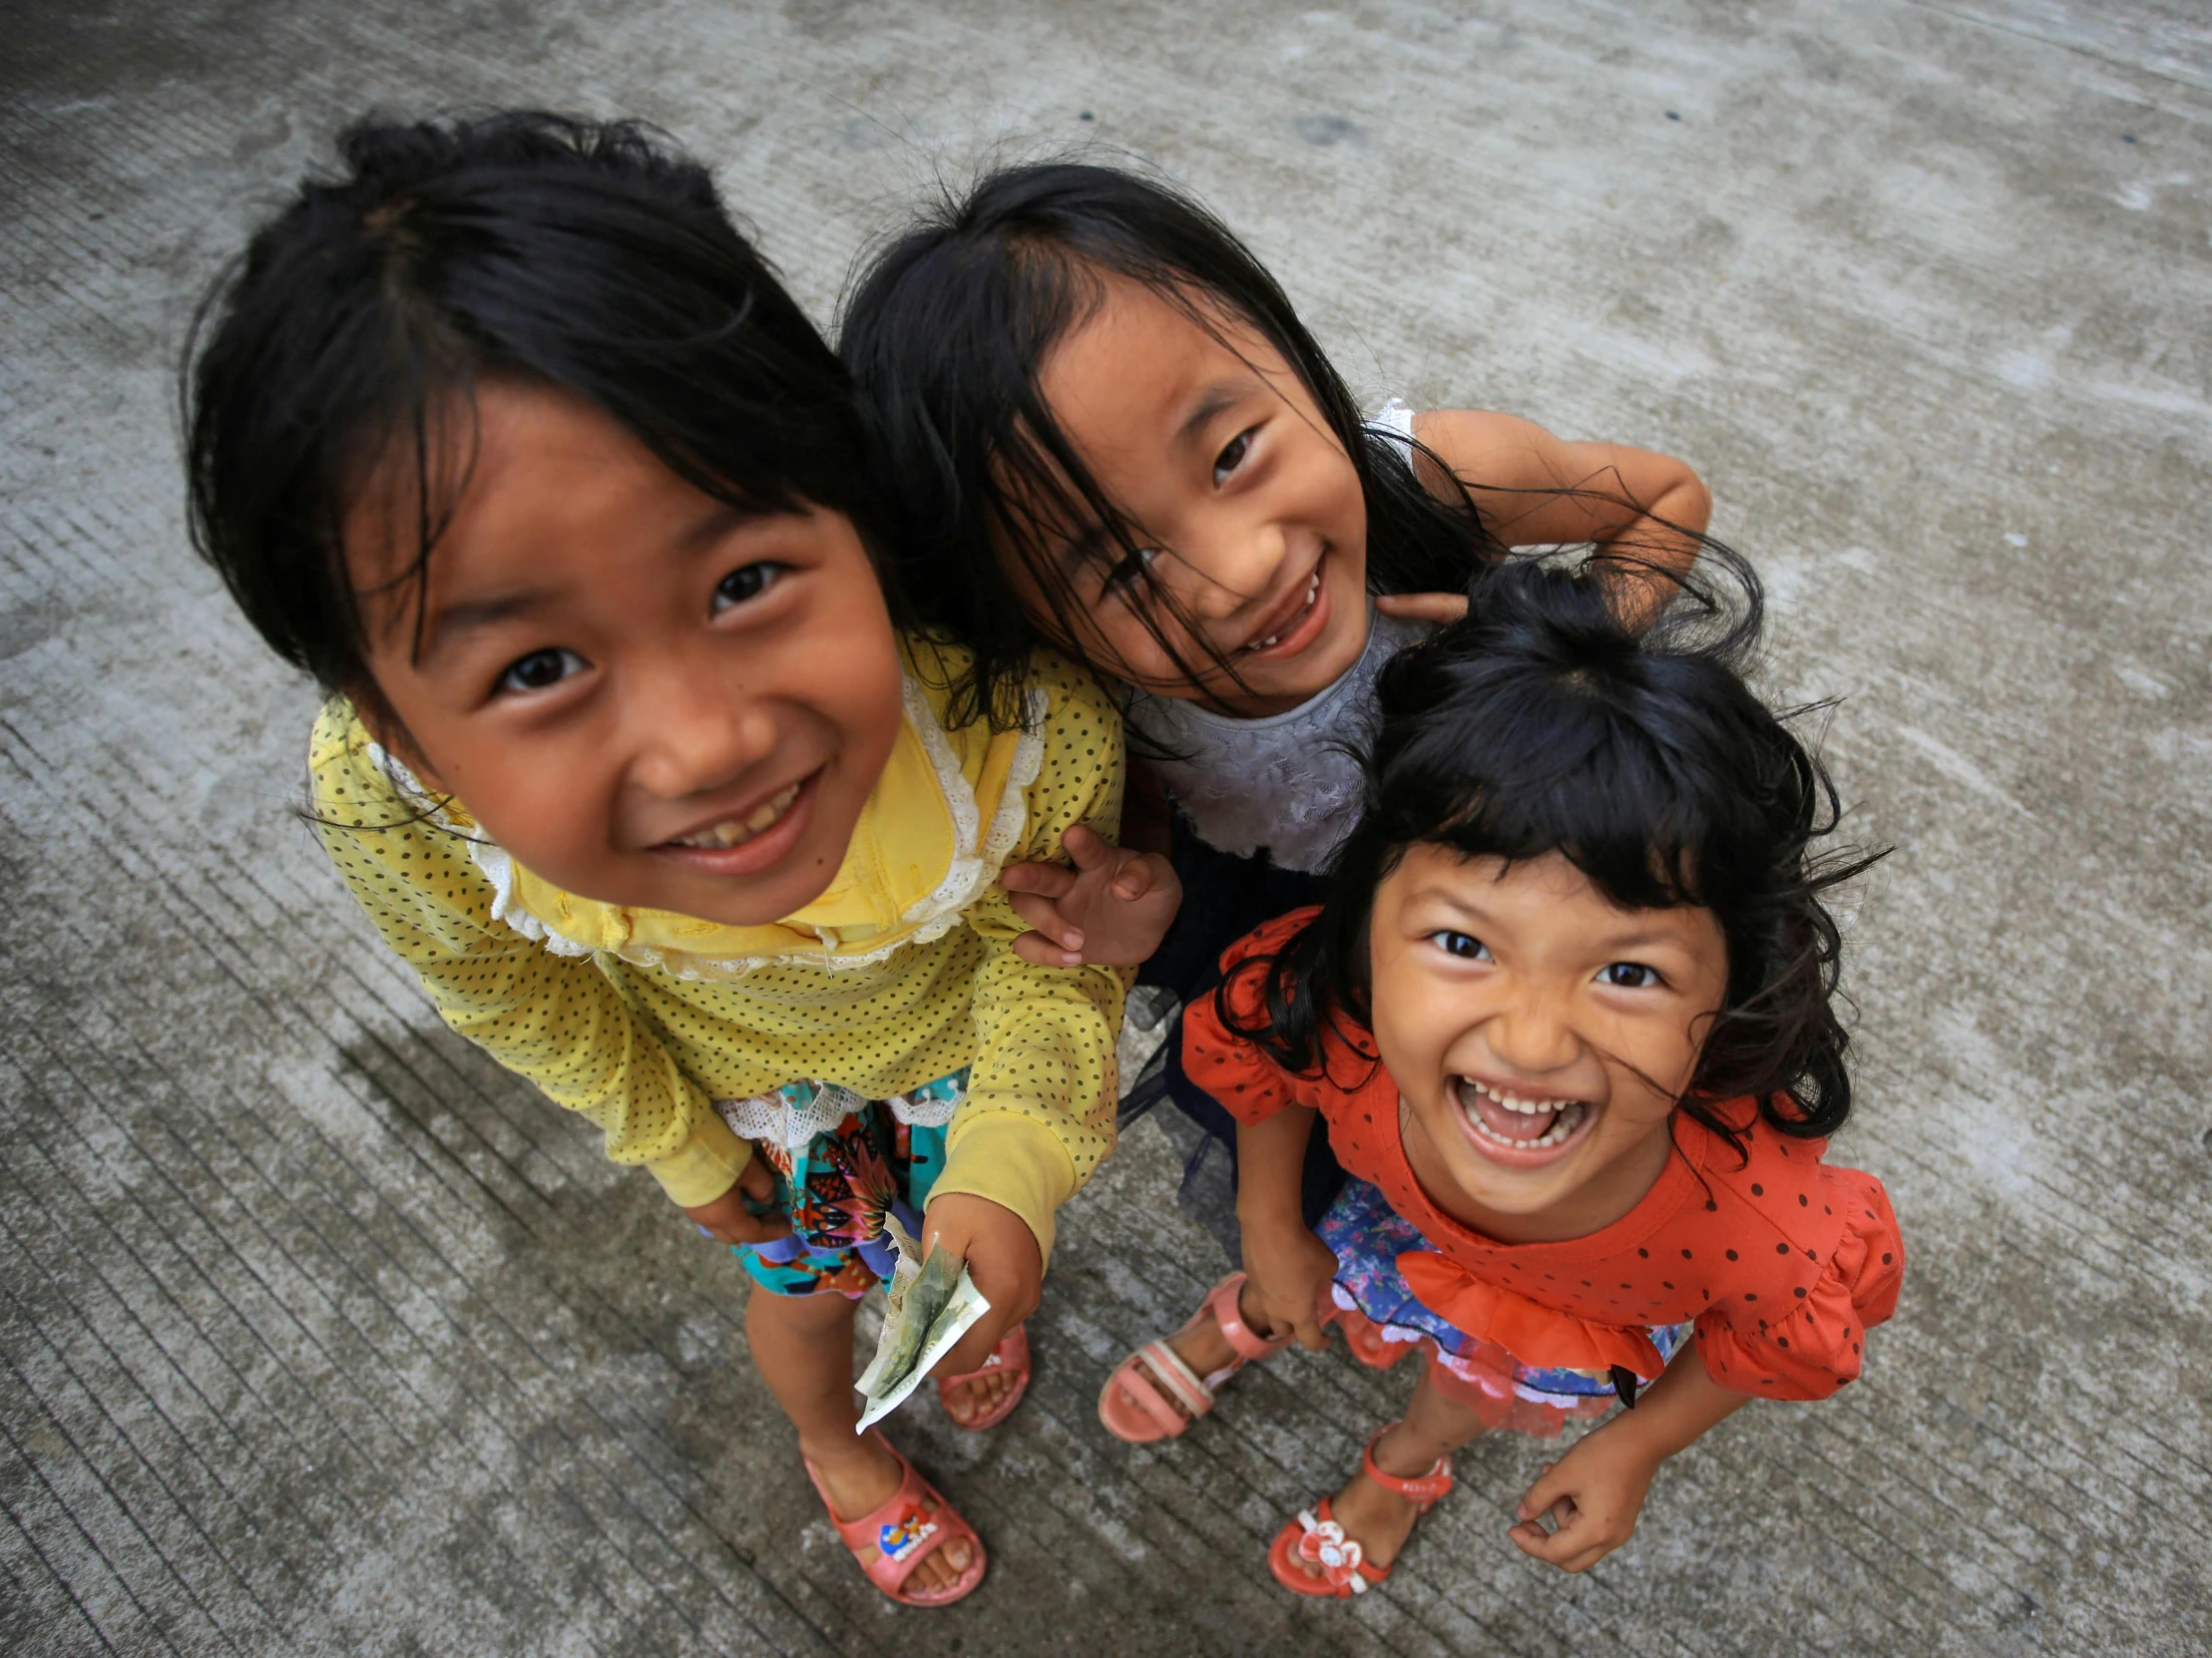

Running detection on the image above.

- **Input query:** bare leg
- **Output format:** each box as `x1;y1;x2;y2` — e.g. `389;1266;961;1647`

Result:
745;1286;976;1595
1295;1365;1488;1581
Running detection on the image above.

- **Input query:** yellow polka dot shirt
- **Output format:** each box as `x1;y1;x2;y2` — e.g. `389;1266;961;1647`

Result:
307;641;1128;1260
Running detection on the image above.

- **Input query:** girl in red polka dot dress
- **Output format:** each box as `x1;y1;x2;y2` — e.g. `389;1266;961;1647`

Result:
1177;549;1904;1592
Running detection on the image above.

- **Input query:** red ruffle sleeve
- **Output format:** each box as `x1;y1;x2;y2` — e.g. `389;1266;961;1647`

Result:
1177;908;1322;1125
1696;1165;1905;1400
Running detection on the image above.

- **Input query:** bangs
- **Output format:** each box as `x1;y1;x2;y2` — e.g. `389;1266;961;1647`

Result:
1383;669;1713;914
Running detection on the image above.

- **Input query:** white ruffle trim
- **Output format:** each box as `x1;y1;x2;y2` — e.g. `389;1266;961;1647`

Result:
712;1078;965;1150
370;677;1047;978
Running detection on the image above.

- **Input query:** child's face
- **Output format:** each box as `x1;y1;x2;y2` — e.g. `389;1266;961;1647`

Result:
1013;275;1371;717
347;381;905;927
1367;846;1729;1234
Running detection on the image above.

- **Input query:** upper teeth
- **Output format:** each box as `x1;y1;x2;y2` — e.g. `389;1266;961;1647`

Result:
670;782;801;849
1245;571;1322;653
1470;1077;1573;1113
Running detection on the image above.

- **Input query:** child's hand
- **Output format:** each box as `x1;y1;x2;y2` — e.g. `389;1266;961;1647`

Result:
1002;824;1182;968
1507;1420;1664;1572
919;1191;1044;1379
1240;1216;1339;1351
680;1150;792;1246
1375;592;1471;626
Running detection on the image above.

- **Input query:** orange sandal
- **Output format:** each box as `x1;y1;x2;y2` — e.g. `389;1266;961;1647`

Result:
935;1324;1030;1431
1268;1424;1456;1598
803;1435;988;1606
1098;1271;1291;1444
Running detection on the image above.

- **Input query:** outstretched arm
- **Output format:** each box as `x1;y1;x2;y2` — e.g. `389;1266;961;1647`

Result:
1377;409;1711;631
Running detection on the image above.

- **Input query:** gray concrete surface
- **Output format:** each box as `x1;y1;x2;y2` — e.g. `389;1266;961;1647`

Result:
3;1;2209;1653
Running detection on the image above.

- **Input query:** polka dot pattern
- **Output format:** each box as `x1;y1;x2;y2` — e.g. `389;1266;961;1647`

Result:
1185;909;1907;1404
307;645;1128;1220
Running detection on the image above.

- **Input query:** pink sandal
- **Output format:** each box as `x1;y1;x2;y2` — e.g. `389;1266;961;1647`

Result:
1097;1271;1291;1444
1268;1424;1455;1598
803;1434;988;1607
935;1324;1030;1431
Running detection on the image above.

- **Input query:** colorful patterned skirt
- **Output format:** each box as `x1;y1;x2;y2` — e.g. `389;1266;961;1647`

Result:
1316;1178;1690;1439
711;1071;965;1298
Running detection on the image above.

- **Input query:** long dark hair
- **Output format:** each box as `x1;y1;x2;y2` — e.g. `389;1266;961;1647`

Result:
840;160;1512;730
1223;547;1886;1146
186;111;901;716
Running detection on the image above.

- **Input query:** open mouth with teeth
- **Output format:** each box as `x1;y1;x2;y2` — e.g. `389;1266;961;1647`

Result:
1240;568;1323;654
1451;1075;1594;1165
664;780;802;851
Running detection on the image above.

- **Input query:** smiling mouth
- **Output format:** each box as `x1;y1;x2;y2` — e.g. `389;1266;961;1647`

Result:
664;781;802;850
1453;1075;1591;1152
1241;568;1322;653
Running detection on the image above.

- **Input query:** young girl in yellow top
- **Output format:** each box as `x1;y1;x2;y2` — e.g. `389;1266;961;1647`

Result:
185;114;1169;1608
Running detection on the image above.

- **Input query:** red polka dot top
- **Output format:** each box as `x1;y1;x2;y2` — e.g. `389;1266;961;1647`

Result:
1184;911;1906;1402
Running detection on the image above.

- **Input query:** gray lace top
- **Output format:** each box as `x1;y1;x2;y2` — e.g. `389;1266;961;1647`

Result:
1122;606;1435;873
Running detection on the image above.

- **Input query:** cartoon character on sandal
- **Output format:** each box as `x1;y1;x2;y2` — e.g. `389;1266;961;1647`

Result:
1159;557;1906;1590
805;1433;988;1606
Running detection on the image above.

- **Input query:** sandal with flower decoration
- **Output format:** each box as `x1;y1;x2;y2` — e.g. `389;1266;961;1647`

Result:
1098;1271;1294;1444
803;1434;988;1607
936;1323;1031;1431
1267;1424;1456;1598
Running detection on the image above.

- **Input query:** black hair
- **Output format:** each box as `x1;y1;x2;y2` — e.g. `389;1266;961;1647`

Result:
840;160;1516;731
1222;547;1886;1148
186;110;900;717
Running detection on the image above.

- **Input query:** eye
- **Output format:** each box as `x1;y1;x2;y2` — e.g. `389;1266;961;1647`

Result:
1212;428;1255;487
712;562;785;612
495;646;587;696
1598;961;1665;990
1429;930;1492;962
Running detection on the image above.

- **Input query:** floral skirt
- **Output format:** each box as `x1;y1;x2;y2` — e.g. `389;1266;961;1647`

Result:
1316;1178;1690;1439
712;1072;964;1298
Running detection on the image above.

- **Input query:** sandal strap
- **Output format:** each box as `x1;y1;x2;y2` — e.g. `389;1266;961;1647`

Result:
1204;1272;1293;1365
1131;1339;1213;1421
1294;1497;1389;1593
934;1326;1027;1390
805;1438;975;1600
1361;1424;1456;1509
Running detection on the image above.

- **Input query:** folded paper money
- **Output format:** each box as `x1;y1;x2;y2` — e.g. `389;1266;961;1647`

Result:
855;1217;991;1432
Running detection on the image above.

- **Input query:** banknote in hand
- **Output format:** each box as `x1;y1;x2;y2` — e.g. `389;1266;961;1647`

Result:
856;1222;991;1431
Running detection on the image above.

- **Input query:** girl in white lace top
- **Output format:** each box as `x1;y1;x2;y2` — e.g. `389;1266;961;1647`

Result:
843;161;1716;1444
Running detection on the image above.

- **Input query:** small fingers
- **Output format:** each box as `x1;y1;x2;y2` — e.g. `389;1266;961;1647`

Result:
737;1156;778;1203
1010;929;1088;970
1000;860;1078;898
1061;823;1111;870
1108;851;1176;901
1007;891;1085;950
1375;592;1472;623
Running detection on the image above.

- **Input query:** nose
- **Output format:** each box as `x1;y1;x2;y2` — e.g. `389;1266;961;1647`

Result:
624;658;780;802
1160;514;1289;626
1482;985;1584;1078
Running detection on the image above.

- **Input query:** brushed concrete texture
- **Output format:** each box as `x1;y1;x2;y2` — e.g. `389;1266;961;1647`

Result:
2;1;2208;1654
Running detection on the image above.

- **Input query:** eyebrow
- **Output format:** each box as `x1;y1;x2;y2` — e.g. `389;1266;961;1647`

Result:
1173;380;1251;452
1405;885;1696;956
415;588;554;665
410;502;759;663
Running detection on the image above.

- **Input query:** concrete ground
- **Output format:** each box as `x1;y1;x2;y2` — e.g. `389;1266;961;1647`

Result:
3;0;2208;1653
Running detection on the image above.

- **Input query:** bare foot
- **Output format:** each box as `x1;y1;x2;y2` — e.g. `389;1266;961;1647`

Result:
803;1435;976;1597
1293;1425;1434;1582
940;1364;1018;1426
1108;1281;1266;1426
